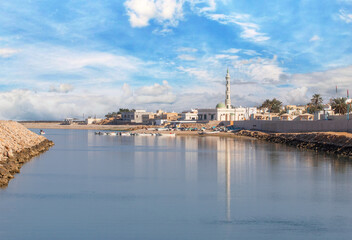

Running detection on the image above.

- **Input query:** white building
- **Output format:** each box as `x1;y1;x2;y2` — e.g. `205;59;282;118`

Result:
85;117;103;125
181;110;198;121
197;69;254;122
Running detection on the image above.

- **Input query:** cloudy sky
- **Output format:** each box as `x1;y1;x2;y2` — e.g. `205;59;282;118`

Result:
1;0;352;120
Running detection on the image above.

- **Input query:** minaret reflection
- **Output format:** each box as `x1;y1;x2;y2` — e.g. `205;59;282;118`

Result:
217;138;231;221
184;137;198;183
225;140;231;221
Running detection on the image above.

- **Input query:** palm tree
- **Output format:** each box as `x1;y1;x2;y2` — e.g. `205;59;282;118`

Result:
307;94;323;113
260;98;282;113
331;97;347;114
312;94;323;105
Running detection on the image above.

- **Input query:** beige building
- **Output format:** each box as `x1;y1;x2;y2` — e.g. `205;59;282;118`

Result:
85;117;103;124
121;110;153;123
161;112;179;121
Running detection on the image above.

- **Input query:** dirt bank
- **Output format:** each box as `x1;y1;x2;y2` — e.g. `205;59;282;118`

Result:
0;121;54;188
235;130;352;157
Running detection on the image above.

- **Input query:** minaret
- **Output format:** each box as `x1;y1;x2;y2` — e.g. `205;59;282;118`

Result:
225;68;231;109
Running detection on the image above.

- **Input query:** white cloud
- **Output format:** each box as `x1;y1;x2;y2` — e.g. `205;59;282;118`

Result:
0;48;19;58
222;48;240;54
0;81;176;120
0;44;150;89
232;56;284;83
124;0;184;28
136;80;172;95
177;47;198;52
309;35;320;42
49;84;74;93
240;26;270;42
197;0;217;13
339;9;352;23
215;54;238;60
177;66;214;81
290;65;352;97
284;87;309;105
242;49;259;56
178;54;196;60
205;13;270;42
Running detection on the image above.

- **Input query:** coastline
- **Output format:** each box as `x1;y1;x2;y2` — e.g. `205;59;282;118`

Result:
235;130;352;158
20;122;352;158
0;121;54;188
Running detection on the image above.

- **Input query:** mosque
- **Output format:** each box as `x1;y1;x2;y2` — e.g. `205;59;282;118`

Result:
197;69;248;121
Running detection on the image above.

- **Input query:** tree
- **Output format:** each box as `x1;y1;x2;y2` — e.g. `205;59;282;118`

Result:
260;98;282;113
331;97;348;114
105;112;119;118
117;108;135;114
307;94;323;113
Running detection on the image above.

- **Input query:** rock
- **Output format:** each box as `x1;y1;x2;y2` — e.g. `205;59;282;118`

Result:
235;130;352;157
0;121;54;188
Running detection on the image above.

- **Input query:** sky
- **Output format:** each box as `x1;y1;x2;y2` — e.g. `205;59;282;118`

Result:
0;0;352;120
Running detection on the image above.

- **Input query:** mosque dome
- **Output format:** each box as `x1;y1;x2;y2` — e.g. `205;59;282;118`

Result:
216;102;226;109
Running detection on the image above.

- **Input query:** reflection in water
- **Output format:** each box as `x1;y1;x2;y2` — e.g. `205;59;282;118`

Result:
215;138;232;221
225;140;231;221
2;129;352;240
184;137;198;183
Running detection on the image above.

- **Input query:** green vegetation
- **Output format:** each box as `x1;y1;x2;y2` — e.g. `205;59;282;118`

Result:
118;108;135;113
307;94;323;114
105;112;119;118
105;108;135;118
260;98;282;113
331;97;348;114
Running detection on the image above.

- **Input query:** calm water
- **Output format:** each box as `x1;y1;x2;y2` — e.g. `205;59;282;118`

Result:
1;129;352;239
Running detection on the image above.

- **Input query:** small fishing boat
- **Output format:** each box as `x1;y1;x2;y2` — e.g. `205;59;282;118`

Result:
198;131;220;135
157;133;176;137
138;133;154;136
39;130;45;135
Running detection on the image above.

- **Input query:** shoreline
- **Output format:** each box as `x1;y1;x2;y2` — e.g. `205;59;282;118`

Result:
0;121;54;188
21;122;352;158
235;130;352;158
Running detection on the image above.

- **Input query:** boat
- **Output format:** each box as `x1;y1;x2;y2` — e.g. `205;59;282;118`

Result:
108;132;117;136
198;131;220;135
39;130;45;135
138;133;153;136
157;133;176;137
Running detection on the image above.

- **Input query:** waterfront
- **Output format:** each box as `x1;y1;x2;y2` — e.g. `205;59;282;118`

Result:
1;129;352;239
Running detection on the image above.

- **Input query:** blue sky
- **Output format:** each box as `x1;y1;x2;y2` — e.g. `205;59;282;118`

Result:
0;0;352;120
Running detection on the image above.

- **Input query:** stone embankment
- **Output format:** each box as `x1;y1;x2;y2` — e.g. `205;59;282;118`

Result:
235;130;352;157
0;121;54;187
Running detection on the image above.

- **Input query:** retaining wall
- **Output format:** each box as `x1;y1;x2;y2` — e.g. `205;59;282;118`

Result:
230;119;352;133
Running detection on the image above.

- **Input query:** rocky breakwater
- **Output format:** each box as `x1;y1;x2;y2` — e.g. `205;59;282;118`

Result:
0;121;54;187
235;130;352;157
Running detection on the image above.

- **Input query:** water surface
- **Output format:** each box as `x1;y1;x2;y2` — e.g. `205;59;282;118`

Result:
1;129;352;239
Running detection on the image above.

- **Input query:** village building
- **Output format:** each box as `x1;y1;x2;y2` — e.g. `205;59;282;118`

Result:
85;117;103;124
180;110;198;121
121;110;153;123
